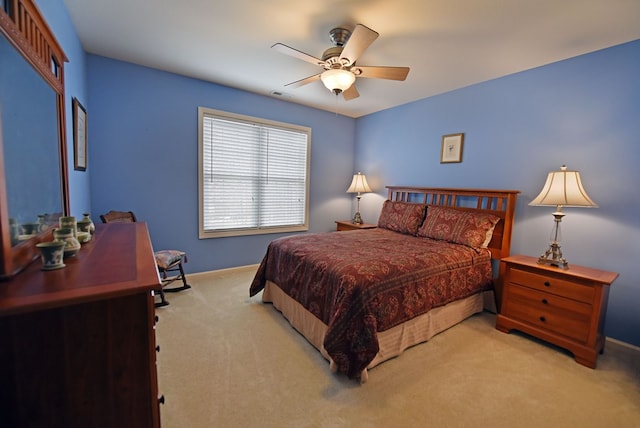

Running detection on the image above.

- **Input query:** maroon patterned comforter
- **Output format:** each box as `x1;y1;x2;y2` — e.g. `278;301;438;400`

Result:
249;228;493;378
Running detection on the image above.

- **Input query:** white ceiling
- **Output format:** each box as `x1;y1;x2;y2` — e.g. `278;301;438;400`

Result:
62;0;640;118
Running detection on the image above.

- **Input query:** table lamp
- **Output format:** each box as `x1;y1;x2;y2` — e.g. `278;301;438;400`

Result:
529;165;597;268
346;172;372;224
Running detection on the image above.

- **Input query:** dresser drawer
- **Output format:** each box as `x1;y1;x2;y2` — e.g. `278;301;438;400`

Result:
508;268;595;303
503;283;592;342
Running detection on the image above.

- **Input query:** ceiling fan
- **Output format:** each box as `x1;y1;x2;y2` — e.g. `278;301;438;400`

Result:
272;24;410;100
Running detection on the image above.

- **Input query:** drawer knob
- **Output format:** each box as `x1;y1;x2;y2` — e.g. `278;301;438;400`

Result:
156;345;160;353
539;316;546;322
543;281;551;287
159;395;165;405
541;299;548;305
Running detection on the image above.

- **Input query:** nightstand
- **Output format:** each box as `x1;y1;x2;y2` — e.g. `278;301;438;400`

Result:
335;220;377;231
496;254;618;368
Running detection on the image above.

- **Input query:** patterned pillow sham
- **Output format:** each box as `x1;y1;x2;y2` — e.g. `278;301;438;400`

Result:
377;201;427;235
416;206;500;248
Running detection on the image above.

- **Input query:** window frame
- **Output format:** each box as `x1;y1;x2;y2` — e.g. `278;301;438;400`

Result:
198;107;311;239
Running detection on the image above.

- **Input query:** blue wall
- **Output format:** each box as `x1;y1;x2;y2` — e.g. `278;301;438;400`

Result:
36;0;91;217
355;40;640;346
86;56;356;271
38;0;640;346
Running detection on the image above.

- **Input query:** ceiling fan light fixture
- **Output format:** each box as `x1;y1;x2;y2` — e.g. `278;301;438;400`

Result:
320;68;355;94
273;24;408;101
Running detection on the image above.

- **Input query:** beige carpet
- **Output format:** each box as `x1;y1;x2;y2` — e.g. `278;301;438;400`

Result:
156;266;640;428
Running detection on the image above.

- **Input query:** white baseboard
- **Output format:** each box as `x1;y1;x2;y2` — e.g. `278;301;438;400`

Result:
188;264;259;280
606;336;640;353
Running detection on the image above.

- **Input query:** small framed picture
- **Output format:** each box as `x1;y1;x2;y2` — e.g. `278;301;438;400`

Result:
73;98;87;171
440;133;464;163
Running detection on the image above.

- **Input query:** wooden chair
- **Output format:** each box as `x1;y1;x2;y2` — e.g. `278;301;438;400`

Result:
100;210;191;307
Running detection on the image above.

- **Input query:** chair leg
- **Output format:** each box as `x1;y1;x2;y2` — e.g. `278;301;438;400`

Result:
163;261;191;293
154;286;169;308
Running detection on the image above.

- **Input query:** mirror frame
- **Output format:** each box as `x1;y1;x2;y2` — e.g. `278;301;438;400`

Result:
0;0;70;279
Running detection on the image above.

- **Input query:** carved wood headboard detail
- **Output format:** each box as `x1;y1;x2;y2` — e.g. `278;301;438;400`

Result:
0;0;67;90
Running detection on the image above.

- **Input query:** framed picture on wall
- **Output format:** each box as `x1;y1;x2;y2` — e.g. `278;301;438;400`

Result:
440;133;464;163
73;97;87;171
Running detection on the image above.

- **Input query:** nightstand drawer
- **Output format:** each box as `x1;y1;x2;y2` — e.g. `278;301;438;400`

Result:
509;268;595;303
504;283;592;342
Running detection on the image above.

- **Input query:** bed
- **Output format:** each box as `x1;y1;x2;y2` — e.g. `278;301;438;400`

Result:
250;187;519;382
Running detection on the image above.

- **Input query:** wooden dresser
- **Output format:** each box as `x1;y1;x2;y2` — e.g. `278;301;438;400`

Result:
0;223;162;427
496;254;618;368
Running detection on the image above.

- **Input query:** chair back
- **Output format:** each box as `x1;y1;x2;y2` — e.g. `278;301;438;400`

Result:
100;210;138;224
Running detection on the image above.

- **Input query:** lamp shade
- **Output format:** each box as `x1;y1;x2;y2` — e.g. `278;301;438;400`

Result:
529;165;597;208
346;172;372;194
321;69;356;94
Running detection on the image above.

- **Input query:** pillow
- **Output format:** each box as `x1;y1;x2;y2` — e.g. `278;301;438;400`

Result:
377;201;427;235
416;206;500;248
155;250;186;270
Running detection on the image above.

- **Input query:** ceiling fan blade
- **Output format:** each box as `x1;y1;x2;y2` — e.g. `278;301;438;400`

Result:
342;84;359;101
339;24;379;65
272;43;324;66
284;73;322;88
354;66;410;81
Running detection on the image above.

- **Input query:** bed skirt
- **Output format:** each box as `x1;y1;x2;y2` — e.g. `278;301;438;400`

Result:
262;280;494;382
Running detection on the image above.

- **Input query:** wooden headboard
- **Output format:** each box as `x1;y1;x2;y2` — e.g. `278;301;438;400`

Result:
386;187;520;260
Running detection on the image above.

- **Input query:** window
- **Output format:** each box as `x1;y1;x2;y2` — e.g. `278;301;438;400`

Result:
198;107;310;238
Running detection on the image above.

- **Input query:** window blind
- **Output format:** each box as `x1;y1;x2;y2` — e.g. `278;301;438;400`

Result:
199;107;310;237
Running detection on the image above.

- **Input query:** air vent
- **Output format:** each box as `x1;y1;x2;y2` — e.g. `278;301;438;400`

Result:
270;90;292;98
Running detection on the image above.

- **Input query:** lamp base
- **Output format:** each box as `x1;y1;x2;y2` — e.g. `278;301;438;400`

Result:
352;212;363;224
537;242;569;269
